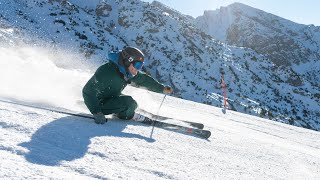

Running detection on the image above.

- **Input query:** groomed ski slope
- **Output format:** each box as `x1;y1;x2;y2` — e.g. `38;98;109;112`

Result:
1;89;320;179
1;47;320;179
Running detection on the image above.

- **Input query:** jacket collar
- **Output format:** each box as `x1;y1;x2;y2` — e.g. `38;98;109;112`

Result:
107;52;133;80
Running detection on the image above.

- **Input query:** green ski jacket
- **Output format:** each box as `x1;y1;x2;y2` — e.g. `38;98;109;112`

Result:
82;61;164;114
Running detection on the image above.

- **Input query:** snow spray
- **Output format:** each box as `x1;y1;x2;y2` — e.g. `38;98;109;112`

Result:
0;46;92;112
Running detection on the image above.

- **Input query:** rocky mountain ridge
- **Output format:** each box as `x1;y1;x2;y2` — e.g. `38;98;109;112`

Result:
195;3;320;87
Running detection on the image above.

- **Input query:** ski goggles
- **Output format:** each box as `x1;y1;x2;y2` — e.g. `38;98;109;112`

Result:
132;61;144;70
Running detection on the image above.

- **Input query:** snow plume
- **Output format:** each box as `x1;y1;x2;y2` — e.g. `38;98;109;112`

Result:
0;46;93;112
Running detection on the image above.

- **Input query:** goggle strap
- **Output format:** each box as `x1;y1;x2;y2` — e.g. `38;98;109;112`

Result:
122;50;136;63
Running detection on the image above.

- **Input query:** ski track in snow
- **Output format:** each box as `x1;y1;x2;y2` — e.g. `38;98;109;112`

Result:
1;46;320;179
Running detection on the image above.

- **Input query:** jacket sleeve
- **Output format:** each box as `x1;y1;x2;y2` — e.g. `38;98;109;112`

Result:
131;71;165;93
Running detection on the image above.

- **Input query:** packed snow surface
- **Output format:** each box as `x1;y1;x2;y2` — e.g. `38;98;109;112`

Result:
1;47;320;179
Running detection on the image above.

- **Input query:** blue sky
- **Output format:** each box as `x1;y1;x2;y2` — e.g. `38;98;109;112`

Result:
143;0;319;26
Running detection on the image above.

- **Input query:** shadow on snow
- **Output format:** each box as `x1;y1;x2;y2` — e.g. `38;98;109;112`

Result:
19;116;154;166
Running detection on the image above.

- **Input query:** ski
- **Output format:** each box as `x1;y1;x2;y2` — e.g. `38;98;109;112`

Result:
60;111;208;139
138;116;211;139
137;109;204;129
0;99;210;138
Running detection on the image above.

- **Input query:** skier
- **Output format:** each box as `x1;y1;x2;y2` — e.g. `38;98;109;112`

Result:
82;47;173;124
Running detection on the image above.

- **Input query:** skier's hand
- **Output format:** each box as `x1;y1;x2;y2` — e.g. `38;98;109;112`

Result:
93;112;107;124
163;86;173;94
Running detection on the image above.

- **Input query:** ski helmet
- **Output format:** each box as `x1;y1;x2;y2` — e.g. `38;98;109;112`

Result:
119;47;144;70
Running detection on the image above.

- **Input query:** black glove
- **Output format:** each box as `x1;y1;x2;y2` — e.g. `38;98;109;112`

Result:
163;86;173;94
93;112;107;124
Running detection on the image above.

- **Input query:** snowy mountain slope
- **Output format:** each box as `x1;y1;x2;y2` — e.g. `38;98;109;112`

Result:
0;0;319;130
1;3;320;177
0;41;320;179
195;2;320;85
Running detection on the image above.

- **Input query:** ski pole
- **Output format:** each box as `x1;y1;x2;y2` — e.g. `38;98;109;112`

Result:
150;94;166;138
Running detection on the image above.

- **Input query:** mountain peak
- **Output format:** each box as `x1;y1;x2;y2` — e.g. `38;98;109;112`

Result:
228;2;253;8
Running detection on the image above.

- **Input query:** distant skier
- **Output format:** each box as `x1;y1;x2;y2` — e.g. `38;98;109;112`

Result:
82;47;173;124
